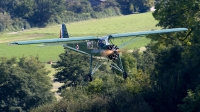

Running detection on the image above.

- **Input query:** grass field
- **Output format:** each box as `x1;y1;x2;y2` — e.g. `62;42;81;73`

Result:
0;12;158;62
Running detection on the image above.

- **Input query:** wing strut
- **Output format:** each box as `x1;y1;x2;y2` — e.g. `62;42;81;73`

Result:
118;36;144;48
63;44;90;55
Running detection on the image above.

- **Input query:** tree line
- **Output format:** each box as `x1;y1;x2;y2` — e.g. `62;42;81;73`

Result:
0;0;154;32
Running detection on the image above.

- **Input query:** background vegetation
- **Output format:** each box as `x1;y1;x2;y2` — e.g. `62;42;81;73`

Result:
0;56;55;111
0;0;154;32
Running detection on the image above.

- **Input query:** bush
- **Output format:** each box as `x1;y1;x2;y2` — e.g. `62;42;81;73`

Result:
0;22;4;32
0;13;12;32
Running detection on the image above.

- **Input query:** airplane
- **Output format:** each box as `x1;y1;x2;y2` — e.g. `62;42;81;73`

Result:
10;24;188;81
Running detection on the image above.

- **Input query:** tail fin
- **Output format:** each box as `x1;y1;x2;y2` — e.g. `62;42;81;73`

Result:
60;24;69;38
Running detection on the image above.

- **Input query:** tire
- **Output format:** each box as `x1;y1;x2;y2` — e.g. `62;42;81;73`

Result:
88;74;92;82
123;71;128;79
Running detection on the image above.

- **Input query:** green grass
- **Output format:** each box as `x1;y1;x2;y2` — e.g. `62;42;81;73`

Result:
0;12;158;62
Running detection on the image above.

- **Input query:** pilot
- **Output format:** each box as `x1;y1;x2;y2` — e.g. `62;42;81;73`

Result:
98;40;106;48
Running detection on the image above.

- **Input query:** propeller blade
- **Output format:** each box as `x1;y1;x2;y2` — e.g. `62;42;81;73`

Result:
101;49;124;56
101;50;114;56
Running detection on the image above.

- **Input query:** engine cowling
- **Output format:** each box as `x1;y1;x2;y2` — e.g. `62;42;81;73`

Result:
105;45;119;60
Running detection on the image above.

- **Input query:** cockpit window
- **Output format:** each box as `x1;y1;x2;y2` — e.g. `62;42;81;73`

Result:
87;41;93;49
87;41;98;49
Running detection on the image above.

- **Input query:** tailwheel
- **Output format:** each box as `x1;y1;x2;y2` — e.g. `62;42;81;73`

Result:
123;71;128;79
88;74;92;82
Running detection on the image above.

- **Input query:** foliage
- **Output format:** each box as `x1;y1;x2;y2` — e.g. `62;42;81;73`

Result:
179;85;200;112
0;13;30;32
30;0;64;27
145;45;188;112
87;78;103;94
0;56;55;111
52;51;92;89
31;73;152;112
32;45;153;112
65;0;93;13
138;0;200;111
31;87;153;112
0;0;154;31
0;0;65;28
116;0;154;14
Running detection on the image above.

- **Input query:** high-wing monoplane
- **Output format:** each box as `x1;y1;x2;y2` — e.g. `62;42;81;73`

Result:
10;24;188;81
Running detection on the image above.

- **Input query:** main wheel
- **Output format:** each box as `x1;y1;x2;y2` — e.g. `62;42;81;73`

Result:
88;74;92;82
123;71;128;79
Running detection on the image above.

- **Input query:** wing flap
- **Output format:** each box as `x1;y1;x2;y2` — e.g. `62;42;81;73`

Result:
110;28;188;38
10;36;97;45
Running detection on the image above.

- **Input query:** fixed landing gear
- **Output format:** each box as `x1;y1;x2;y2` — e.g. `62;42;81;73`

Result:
88;74;92;82
87;44;127;82
123;71;128;79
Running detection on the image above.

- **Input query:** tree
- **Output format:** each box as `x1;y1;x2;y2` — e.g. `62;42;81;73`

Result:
65;0;93;13
147;45;187;112
179;85;200;112
116;0;154;14
0;56;55;112
133;0;154;12
0;0;65;27
142;0;200;111
116;0;133;14
13;0;35;19
52;51;92;89
151;0;199;46
28;0;64;26
0;0;19;15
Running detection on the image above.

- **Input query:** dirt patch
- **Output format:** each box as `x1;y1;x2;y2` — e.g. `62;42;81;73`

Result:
52;82;64;101
51;77;64;101
139;47;146;52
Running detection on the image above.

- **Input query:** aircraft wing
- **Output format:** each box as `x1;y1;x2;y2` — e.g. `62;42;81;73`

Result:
109;28;188;38
10;36;98;45
10;28;187;45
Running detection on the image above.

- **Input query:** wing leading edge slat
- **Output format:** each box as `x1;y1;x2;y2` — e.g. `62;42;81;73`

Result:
110;28;188;38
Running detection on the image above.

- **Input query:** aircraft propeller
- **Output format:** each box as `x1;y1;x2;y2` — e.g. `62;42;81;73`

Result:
101;45;124;60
